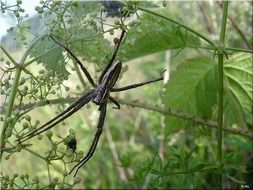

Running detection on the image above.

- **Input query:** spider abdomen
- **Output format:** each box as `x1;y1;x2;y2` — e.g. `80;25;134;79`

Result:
101;61;122;89
92;61;122;105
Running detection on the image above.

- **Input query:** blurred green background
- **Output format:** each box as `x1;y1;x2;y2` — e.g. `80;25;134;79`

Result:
0;1;252;189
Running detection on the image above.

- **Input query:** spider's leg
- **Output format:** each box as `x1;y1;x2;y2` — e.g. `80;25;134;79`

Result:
111;77;163;92
69;103;107;177
49;35;97;87
20;94;88;140
109;96;120;109
17;90;95;144
98;29;126;84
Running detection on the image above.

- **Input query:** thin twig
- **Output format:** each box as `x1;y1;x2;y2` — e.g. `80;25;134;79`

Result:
10;97;253;141
117;99;253;141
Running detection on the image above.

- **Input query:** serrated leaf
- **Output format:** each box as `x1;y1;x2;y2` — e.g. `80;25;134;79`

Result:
224;53;253;116
162;53;252;134
162;57;217;133
121;11;200;60
62;1;112;70
29;37;69;78
223;89;247;128
70;37;111;69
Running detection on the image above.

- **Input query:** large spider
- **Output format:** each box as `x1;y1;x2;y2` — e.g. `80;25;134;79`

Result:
17;29;163;177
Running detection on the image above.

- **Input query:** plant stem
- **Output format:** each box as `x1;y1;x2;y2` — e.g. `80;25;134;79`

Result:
217;1;229;188
225;47;253;54
0;45;18;65
23;147;48;161
12;97;253;140
47;162;52;183
217;53;224;188
216;1;252;49
219;3;228;45
0;35;45;160
138;6;217;48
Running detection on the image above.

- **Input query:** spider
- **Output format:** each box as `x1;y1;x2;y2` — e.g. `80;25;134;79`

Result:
17;29;163;177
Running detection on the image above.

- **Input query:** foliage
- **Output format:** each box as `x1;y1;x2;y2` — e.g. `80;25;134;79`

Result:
0;0;252;189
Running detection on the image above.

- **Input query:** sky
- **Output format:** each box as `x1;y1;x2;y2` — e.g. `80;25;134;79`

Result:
0;0;39;38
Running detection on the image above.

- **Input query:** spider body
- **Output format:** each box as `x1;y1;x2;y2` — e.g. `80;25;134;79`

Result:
92;60;122;105
17;30;163;177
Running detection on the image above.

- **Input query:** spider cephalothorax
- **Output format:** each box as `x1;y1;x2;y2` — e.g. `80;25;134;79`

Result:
17;29;163;177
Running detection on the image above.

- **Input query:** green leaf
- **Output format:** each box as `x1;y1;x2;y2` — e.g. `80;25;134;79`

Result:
70;1;102;16
62;1;111;70
2;147;16;154
162;53;252;133
223;89;247;128
162;57;217;133
189;163;209;173
121;11;200;60
198;164;219;172
224;53;253;126
29;37;69;78
227;175;246;184
225;135;253;151
70;36;111;70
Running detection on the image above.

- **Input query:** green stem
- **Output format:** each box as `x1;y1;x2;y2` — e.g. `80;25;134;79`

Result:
0;45;18;65
0;35;45;160
216;1;252;49
217;1;229;188
180;44;253;54
1;45;46;83
138;6;217;48
217;52;224;159
12;97;253;140
47;162;52;183
225;47;253;54
219;2;228;46
23;147;47;161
